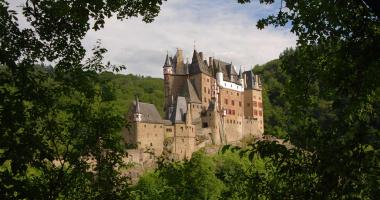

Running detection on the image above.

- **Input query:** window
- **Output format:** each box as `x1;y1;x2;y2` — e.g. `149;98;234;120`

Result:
259;111;263;116
247;103;250;107
231;100;235;106
232;110;235;115
237;93;239;96
225;99;228;105
254;110;258;115
207;78;209;82
166;128;172;132
181;127;184;131
258;102;263;108
253;101;257;107
202;123;209;128
204;97;207;102
204;87;206;92
239;101;242;107
208;89;210;94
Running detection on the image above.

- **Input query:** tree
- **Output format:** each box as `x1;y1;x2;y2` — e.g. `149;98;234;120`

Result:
0;0;164;199
236;0;380;198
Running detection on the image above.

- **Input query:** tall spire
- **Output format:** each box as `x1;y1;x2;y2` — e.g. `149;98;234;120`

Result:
163;52;171;67
238;66;242;78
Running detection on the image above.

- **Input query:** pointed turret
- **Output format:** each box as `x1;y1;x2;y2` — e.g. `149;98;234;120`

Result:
163;52;173;75
216;62;223;86
133;95;142;122
163;52;171;68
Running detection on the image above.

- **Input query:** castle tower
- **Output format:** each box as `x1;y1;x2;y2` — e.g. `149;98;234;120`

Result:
243;71;264;134
216;63;223;87
163;53;173;115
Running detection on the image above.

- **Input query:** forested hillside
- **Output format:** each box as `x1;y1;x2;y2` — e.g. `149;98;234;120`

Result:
253;58;289;139
98;72;164;116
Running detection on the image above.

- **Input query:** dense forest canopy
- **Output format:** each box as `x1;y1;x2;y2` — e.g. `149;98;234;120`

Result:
1;0;379;199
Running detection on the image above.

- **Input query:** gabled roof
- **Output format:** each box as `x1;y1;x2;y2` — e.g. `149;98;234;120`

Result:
172;96;187;123
213;59;239;84
243;70;261;89
189;50;212;75
180;79;201;104
132;101;163;123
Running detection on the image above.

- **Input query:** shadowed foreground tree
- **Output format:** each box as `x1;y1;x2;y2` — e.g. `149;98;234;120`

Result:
235;0;380;199
0;0;164;199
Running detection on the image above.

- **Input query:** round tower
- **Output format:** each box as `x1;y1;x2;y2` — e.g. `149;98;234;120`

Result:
216;63;223;86
163;52;173;116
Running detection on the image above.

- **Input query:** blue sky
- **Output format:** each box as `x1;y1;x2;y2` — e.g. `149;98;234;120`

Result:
12;0;296;77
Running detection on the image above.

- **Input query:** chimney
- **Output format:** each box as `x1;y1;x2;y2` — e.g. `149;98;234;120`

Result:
176;48;183;64
209;57;213;67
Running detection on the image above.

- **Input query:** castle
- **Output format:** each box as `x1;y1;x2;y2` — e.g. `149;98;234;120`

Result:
124;49;263;163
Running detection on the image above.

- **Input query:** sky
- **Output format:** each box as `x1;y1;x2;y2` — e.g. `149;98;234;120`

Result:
12;0;297;78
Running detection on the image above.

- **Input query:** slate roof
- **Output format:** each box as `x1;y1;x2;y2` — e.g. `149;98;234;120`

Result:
132;101;163;124
213;59;239;84
189;50;213;75
163;53;171;68
172;96;187;123
180;79;201;104
168;50;241;84
243;70;261;89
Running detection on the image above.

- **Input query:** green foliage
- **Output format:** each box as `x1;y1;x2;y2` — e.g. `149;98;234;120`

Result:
0;0;164;199
132;150;226;200
98;72;164;116
237;0;380;199
253;59;290;139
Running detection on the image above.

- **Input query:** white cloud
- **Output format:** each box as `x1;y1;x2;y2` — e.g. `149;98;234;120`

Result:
11;0;297;77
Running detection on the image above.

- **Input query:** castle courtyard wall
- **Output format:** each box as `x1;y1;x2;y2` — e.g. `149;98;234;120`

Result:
133;122;165;156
